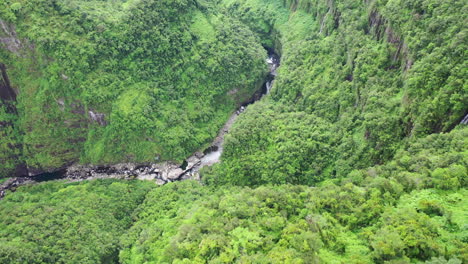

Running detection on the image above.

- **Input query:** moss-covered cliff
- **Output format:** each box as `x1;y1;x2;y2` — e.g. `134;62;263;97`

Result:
0;0;267;176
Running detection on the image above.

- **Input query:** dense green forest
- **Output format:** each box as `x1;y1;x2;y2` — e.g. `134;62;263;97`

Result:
1;127;466;263
204;0;467;186
0;180;155;263
0;0;466;263
0;0;267;175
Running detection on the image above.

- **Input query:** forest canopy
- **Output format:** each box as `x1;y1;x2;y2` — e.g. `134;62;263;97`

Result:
0;0;267;176
0;0;466;263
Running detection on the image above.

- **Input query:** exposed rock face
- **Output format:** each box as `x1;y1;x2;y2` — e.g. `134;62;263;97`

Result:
0;63;28;177
61;73;69;80
56;98;66;111
0;177;34;199
28;167;52;177
1;52;280;199
67;163;156;180
460;114;468;125
66;161;200;185
368;9;412;71
0;63;15;102
88;110;107;126
0;20;23;55
2;142;207;199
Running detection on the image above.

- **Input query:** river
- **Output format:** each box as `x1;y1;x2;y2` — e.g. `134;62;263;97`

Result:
191;51;280;172
0;51;280;198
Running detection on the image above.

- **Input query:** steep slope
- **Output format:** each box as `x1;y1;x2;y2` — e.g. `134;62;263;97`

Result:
121;125;466;263
0;0;466;263
0;0;267;177
0;127;466;263
205;0;467;185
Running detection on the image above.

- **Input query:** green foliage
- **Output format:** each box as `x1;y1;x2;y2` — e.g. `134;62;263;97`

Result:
0;129;466;263
203;101;334;186
431;165;466;190
0;103;22;177
120;182;366;263
370;208;441;261
120;163;467;263
0;0;267;174
206;0;467;186
377;0;467;134
0;0;466;263
0;179;155;264
119;181;211;263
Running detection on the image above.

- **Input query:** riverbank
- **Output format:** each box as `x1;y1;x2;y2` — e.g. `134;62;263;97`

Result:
0;52;280;199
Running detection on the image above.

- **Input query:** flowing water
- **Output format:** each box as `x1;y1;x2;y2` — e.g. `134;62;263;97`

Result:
186;51;280;174
1;51;280;198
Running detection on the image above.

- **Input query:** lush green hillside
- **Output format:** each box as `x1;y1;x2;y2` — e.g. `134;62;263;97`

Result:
0;0;466;263
204;0;467;186
0;128;465;263
0;0;266;176
0;179;155;263
119;128;467;263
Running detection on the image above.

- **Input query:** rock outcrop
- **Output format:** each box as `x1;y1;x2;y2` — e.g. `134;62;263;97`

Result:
0;63;15;101
0;20;23;56
460;114;468;125
88;110;107;126
368;9;412;71
0;52;280;199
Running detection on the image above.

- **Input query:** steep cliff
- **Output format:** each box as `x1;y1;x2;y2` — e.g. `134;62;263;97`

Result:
0;0;267;177
205;0;467;185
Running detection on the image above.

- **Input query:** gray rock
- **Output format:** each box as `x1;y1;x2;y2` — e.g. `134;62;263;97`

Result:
460;114;468;125
155;179;166;185
167;168;184;180
0;20;23;55
88;110;107;126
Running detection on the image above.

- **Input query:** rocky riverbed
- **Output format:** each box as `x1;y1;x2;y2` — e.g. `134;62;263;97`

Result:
0;52;280;199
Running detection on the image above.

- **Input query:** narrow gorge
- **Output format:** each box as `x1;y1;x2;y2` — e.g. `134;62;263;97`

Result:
0;0;466;262
0;51;280;198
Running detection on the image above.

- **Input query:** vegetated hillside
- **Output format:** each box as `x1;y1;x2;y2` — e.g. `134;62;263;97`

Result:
0;128;466;263
0;0;466;263
204;0;467;186
0;0;267;177
120;128;467;264
0;179;155;263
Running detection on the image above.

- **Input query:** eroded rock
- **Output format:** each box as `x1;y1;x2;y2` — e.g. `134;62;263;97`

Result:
88;110;107;126
0;20;22;55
